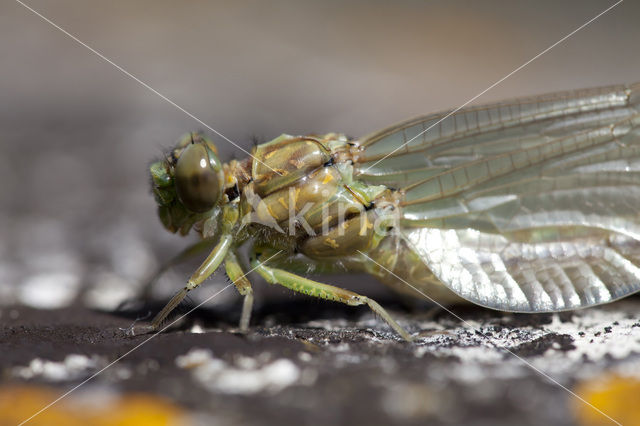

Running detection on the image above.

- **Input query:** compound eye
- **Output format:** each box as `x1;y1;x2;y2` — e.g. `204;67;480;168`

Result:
174;143;222;213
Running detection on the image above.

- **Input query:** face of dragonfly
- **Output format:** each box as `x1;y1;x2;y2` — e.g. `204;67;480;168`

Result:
150;133;225;235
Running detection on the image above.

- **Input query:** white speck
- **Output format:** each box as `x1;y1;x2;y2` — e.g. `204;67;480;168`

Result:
83;272;137;310
298;352;312;362
412;299;640;383
19;272;80;309
189;323;205;334
235;355;258;370
65;354;95;371
176;348;301;395
542;307;640;364
212;359;300;395
175;348;215;369
12;354;101;381
331;343;351;352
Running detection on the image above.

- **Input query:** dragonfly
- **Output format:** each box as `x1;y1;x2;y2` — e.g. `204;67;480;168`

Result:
140;82;640;341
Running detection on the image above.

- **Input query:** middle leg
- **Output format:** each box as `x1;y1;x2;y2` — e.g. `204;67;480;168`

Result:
224;250;254;332
250;247;413;341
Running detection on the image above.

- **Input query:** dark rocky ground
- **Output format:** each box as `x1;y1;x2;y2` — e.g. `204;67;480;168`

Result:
2;293;639;425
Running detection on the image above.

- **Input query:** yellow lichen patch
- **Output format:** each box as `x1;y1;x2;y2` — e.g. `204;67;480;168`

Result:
572;374;640;426
0;385;189;426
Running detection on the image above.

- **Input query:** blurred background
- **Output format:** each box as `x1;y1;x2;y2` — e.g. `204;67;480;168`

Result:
2;1;640;425
1;0;639;314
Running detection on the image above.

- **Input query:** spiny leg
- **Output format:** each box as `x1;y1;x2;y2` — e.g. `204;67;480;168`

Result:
136;238;218;300
250;247;413;342
130;234;233;335
224;250;254;332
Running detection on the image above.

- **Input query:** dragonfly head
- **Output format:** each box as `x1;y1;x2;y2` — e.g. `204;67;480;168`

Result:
150;133;224;234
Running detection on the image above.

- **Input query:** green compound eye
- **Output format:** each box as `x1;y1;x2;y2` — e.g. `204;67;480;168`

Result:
174;142;223;213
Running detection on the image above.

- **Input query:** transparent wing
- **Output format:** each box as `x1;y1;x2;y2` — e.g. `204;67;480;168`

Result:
356;82;640;312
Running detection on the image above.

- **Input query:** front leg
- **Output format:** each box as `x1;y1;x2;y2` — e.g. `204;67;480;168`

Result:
138;233;233;334
131;205;238;335
250;246;413;341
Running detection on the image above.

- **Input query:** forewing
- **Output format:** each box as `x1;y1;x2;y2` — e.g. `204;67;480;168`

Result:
356;83;640;312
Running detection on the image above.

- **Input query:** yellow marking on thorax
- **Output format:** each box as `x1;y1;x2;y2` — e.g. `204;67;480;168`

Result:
264;202;276;219
264;150;278;159
322;173;334;185
324;238;340;249
277;197;288;210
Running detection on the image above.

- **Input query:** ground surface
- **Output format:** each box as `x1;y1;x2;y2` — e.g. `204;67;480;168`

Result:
2;294;639;425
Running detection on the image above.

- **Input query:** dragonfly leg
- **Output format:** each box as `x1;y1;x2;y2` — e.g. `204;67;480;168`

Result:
130;233;233;335
250;247;413;341
224;250;254;332
127;238;219;306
